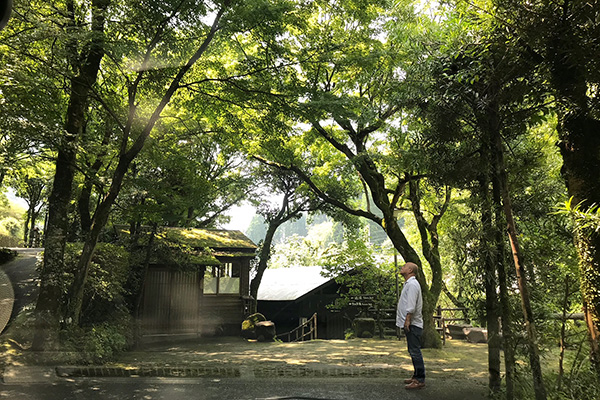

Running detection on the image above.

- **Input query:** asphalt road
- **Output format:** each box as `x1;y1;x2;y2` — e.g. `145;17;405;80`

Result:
0;248;41;329
1;377;487;400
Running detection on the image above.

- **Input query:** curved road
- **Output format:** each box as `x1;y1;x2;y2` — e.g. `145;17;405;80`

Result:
0;248;42;334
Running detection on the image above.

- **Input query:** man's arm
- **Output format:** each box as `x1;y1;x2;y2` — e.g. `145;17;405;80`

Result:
403;281;419;331
404;312;412;331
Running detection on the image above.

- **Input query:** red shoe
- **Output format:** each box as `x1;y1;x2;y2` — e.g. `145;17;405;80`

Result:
405;380;425;390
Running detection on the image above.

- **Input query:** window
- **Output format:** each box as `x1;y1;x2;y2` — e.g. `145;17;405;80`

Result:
203;263;240;294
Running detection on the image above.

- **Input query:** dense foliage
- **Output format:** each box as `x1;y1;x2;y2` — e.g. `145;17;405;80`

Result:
1;0;599;397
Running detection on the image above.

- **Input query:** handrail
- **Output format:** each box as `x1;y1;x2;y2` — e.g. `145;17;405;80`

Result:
277;313;317;343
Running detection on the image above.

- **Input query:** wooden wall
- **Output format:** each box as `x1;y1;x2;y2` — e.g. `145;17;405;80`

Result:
141;258;251;339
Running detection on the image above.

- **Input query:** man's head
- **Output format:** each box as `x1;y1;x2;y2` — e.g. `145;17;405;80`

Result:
400;262;418;279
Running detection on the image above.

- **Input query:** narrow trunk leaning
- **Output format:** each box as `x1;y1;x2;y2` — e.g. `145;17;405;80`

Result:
493;129;547;400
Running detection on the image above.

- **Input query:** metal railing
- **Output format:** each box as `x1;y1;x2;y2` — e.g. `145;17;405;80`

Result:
277;313;317;342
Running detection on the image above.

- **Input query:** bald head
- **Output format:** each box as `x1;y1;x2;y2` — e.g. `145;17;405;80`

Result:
401;262;418;280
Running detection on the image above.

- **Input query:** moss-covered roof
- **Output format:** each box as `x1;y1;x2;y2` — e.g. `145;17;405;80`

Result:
116;226;256;268
160;228;257;250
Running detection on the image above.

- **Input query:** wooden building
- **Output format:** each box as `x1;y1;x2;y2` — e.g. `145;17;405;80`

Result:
139;228;257;341
257;266;353;340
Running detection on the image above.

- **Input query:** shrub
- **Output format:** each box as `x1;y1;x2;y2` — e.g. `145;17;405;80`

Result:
0;217;23;238
0;233;22;248
0;247;17;264
60;310;134;364
56;243;133;361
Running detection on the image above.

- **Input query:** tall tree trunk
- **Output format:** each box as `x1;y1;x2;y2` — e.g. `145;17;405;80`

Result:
78;121;111;235
32;147;75;350
23;209;31;246
492;173;515;400
479;176;502;394
249;190;304;314
32;0;110;350
27;210;39;248
406;180;448;349
493;127;547;400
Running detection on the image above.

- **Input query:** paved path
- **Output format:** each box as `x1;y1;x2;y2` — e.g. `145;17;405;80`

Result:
1;376;488;400
0;266;13;335
0;248;41;333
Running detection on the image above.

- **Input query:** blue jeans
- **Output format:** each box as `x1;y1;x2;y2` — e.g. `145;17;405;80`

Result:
405;326;425;383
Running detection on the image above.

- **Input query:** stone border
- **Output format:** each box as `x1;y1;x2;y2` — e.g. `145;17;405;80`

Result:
53;364;402;379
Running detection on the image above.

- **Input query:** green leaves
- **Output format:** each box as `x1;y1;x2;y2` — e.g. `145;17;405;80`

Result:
558;198;600;235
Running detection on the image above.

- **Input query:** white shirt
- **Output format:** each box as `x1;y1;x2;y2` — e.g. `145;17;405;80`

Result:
396;276;424;329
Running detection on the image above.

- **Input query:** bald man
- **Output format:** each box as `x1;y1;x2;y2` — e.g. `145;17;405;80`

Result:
396;262;425;390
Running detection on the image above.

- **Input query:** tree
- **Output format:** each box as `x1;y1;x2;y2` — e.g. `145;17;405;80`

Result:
248;165;325;312
13;172;50;247
13;0;113;350
115;128;254;231
247;0;449;347
458;0;600;377
411;5;555;395
1;0;299;349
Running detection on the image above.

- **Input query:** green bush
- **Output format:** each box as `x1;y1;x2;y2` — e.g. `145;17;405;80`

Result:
0;217;23;238
62;242;130;322
0;247;17;264
549;369;600;400
56;243;133;361
60;310;134;364
0;233;22;248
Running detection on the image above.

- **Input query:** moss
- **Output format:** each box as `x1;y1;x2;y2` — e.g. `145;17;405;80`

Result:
161;228;256;250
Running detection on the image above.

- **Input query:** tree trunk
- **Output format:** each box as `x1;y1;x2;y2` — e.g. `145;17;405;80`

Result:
556;96;600;377
373;194;440;348
23;209;31;246
249;190;303;314
27;210;39;247
32;147;78;350
479;176;502;394
492;173;515;400
67;155;142;324
78;111;116;236
32;0;110;350
493;127;547;400
249;223;278;314
407;180;447;348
